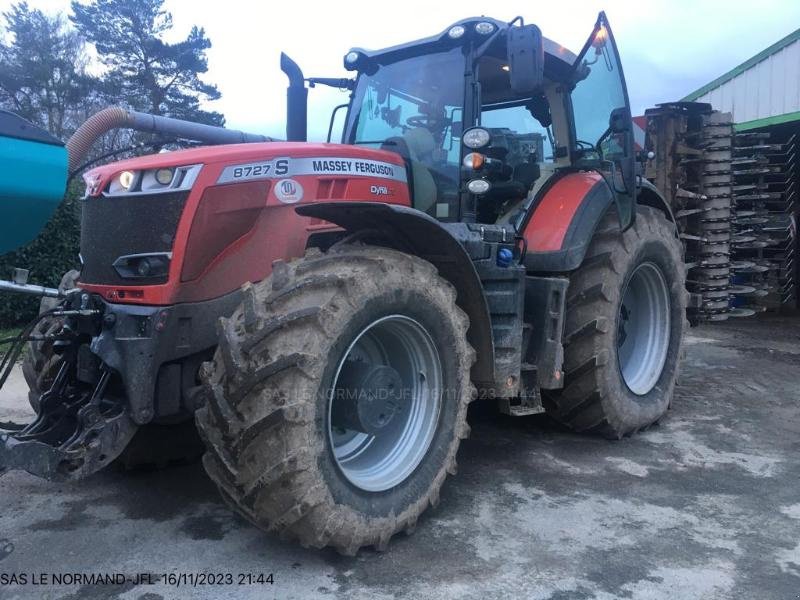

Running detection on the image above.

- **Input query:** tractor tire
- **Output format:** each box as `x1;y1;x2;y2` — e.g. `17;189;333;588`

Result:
195;245;475;554
545;205;687;439
22;269;80;412
22;269;204;468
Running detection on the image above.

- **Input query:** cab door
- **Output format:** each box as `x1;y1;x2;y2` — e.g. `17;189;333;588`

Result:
570;12;636;227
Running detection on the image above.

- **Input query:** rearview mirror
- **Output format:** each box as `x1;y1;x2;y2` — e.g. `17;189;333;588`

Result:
506;24;545;95
608;107;629;134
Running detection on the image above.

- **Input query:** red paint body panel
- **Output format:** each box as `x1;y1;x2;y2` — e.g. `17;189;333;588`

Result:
521;171;604;252
79;143;411;305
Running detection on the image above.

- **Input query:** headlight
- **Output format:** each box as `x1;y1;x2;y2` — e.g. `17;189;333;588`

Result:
118;170;136;190
105;164;202;197
448;25;466;39
467;179;491;194
475;22;495;35
344;51;362;70
113;252;171;279
154;168;174;185
462;127;491;149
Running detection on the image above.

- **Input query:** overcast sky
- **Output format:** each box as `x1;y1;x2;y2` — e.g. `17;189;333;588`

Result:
3;0;800;139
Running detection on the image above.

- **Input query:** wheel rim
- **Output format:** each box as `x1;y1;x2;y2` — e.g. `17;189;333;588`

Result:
617;262;671;396
328;315;443;492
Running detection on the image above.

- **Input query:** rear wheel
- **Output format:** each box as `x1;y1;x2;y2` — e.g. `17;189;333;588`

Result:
546;206;687;438
195;245;475;554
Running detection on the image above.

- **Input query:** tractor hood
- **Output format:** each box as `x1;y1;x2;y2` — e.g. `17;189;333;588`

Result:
83;142;408;198
77;141;412;306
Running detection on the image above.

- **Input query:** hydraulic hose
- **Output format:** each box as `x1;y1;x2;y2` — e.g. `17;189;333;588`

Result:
65;107;273;174
65;107;130;173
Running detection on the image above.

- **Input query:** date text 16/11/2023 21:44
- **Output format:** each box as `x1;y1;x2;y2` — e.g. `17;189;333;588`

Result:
0;572;276;587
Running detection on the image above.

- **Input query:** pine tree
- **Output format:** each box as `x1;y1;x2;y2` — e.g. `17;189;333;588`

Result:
0;2;99;139
70;0;224;125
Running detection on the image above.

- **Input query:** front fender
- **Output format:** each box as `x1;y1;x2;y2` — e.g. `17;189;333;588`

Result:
519;172;677;274
296;202;495;384
519;171;614;272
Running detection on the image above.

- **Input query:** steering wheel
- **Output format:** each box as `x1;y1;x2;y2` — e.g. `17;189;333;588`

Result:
575;139;597;151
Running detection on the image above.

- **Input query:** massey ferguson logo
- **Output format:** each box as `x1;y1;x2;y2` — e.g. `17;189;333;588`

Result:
281;180;297;195
274;178;303;204
370;185;392;196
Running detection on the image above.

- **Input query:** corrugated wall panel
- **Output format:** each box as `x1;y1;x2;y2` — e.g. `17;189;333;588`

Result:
785;41;800;114
769;52;784;116
744;67;759;121
693;38;800;124
733;71;748;117
756;56;772;119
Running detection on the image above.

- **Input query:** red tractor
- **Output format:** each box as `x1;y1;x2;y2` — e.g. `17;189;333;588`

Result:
0;13;685;554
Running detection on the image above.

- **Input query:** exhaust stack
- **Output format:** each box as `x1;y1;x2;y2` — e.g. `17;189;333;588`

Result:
280;53;308;142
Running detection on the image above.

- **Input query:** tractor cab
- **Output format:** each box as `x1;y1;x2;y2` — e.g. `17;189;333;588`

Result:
340;13;636;228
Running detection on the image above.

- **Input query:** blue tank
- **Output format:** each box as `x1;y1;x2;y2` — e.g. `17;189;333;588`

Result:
0;110;67;255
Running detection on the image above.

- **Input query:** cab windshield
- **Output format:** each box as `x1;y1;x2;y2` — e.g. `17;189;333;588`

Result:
344;47;465;218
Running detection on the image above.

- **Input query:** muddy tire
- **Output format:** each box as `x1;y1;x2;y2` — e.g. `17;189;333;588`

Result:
195;245;475;554
22;269;80;412
545;206;687;438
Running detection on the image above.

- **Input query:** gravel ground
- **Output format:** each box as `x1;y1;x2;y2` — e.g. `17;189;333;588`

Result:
0;314;798;599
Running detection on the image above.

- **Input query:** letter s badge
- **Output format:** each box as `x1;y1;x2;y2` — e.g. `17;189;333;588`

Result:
274;158;289;176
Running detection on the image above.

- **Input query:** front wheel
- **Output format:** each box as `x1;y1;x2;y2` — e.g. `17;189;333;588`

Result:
23;269;80;412
546;206;687;438
196;245;475;554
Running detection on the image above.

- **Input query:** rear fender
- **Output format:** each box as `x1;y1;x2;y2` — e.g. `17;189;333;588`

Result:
296;202;495;384
636;177;676;224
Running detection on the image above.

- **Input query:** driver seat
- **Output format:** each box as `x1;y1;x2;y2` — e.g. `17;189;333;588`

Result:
381;129;437;214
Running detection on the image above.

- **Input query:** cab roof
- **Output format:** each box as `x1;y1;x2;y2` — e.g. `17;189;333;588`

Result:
346;16;577;75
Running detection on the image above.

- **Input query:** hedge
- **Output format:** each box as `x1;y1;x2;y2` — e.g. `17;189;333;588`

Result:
0;191;81;327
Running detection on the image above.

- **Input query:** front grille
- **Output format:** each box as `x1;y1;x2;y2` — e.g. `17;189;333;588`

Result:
79;191;189;286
